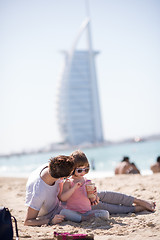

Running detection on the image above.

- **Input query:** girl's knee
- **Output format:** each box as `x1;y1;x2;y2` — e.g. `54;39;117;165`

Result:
60;209;66;215
60;209;82;223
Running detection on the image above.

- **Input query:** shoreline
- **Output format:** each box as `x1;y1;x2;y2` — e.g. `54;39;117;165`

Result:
0;168;153;180
1;174;160;239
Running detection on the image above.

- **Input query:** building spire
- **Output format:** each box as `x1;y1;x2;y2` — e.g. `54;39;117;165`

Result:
85;0;90;18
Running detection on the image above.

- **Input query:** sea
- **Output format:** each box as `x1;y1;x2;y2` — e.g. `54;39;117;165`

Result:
0;140;160;179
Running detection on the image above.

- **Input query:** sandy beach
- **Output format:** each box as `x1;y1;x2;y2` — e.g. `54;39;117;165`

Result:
0;174;160;240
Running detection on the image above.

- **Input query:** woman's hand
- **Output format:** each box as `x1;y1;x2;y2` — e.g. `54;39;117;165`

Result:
51;214;65;224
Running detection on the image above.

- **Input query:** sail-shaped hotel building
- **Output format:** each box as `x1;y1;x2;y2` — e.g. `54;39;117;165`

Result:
57;18;104;146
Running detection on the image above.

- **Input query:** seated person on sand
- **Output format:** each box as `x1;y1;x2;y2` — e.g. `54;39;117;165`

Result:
150;156;160;173
24;155;74;226
59;151;109;223
115;156;140;175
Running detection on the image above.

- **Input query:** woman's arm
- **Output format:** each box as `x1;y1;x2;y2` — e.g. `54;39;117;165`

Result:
59;180;81;202
24;207;48;226
24;207;65;226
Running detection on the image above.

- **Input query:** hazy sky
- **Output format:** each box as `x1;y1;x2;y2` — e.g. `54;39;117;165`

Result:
0;0;160;154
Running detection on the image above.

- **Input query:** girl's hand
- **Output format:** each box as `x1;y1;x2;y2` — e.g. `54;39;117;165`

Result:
93;186;97;194
51;214;65;224
90;195;99;206
73;182;82;189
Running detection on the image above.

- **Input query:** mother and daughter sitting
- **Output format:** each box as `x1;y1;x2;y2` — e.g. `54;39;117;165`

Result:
24;150;156;226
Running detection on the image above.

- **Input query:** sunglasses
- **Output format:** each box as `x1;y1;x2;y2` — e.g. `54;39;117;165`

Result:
76;168;89;174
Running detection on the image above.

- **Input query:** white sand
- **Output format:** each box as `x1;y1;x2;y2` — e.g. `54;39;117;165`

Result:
0;174;160;240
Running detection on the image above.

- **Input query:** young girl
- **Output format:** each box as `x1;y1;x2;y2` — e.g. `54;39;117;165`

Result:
59;151;109;223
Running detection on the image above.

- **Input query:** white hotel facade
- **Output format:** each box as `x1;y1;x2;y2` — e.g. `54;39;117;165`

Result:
57;18;104;146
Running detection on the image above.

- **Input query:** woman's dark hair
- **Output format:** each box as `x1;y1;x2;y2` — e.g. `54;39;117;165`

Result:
49;155;74;178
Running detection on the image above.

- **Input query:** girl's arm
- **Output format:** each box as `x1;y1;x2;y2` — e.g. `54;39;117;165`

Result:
59;180;81;202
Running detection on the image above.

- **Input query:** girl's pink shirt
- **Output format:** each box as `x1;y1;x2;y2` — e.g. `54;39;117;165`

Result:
65;179;91;213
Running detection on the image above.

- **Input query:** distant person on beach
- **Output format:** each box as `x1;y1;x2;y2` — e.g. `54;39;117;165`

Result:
24;155;74;226
59;151;109;222
91;158;96;170
150;156;160;173
71;150;155;214
115;156;140;175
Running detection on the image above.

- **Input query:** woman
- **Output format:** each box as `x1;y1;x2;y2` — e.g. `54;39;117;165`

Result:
24;155;74;226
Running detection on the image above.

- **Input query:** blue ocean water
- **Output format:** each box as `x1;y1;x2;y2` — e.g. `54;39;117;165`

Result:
0;140;160;178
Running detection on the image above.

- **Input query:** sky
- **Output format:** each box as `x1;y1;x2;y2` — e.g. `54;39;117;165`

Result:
0;0;160;154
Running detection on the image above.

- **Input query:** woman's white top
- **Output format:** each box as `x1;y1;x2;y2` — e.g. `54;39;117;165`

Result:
25;165;62;217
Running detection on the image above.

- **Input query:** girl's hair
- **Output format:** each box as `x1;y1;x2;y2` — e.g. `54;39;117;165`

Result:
70;150;90;169
49;155;74;178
